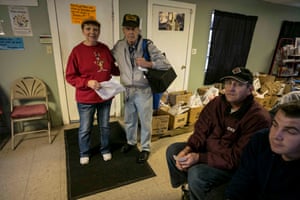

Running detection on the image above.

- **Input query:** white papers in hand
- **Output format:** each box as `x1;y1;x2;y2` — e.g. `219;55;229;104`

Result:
95;78;125;100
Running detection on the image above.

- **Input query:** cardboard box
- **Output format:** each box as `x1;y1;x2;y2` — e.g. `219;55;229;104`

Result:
169;112;188;129
255;95;278;110
255;96;271;108
152;113;169;135
187;106;204;124
168;90;192;106
159;110;188;129
160;92;168;104
197;87;210;96
159;105;170;112
258;74;276;85
269;95;279;108
283;84;292;94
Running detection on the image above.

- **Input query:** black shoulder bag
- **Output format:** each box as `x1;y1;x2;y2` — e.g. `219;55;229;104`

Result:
142;39;177;93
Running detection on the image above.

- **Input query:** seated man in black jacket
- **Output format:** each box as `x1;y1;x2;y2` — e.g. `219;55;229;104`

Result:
166;67;271;200
225;101;300;200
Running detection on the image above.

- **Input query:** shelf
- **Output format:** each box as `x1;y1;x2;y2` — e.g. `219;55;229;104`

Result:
277;66;299;77
282;59;300;63
277;75;299;78
269;38;300;78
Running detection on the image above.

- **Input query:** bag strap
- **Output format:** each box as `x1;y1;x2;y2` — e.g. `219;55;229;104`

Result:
142;39;151;61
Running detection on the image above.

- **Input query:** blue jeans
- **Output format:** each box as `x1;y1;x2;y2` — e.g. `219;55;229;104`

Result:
124;87;153;151
166;142;232;200
77;100;112;157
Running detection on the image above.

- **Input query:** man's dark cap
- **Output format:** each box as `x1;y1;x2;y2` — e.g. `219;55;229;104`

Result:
122;14;140;27
220;67;253;84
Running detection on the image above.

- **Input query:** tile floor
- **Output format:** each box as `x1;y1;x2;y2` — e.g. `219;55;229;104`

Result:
0;120;192;200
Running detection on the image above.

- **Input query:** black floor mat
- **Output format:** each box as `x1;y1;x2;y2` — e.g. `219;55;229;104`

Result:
64;121;156;200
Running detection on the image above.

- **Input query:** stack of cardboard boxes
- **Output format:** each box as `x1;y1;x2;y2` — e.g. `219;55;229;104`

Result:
254;74;293;110
152;90;204;136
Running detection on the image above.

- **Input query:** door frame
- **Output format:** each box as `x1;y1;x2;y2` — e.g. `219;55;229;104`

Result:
46;0;120;124
147;0;196;90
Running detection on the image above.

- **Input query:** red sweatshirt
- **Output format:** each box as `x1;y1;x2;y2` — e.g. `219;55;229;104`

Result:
66;42;119;103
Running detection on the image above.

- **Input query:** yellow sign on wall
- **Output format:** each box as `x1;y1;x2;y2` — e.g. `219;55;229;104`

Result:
70;4;96;24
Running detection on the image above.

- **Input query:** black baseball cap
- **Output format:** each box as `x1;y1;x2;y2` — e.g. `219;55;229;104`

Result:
220;67;253;84
122;14;140;27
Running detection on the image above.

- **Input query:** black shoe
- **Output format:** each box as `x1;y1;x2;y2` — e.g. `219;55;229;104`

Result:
181;185;190;200
120;144;135;153
137;150;150;163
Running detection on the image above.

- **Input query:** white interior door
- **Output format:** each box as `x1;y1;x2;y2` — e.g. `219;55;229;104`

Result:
50;0;119;123
147;0;196;92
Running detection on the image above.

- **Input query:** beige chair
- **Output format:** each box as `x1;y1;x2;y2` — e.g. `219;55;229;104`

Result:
10;77;51;149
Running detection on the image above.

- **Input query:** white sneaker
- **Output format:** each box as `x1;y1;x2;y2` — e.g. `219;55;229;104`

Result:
102;153;112;161
80;157;89;165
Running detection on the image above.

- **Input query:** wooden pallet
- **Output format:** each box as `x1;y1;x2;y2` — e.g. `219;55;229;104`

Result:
152;124;194;141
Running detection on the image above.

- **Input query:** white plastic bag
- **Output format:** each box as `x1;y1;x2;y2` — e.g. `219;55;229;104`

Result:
201;86;219;105
189;91;203;108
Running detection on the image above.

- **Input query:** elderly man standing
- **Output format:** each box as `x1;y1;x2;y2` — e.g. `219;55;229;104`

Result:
166;67;272;200
112;14;172;163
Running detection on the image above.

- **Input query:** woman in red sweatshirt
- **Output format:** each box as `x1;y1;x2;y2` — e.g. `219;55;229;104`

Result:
66;19;119;165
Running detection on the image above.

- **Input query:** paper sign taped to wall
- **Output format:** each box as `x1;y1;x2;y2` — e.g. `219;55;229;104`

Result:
0;37;24;50
70;4;96;24
8;6;33;36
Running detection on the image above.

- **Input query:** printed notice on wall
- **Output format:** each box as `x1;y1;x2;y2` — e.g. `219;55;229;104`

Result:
0;37;24;50
70;3;96;24
8;6;33;36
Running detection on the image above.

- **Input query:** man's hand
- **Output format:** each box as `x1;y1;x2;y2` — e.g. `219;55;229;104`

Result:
176;152;199;170
136;57;152;68
174;147;199;171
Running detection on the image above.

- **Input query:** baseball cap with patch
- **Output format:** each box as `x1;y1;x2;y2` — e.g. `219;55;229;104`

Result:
220;67;253;84
122;14;140;27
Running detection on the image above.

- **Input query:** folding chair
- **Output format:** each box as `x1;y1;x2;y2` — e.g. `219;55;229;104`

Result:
10;77;51;149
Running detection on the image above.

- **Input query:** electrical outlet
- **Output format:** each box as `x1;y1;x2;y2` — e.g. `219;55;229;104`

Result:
192;48;197;55
46;45;52;54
